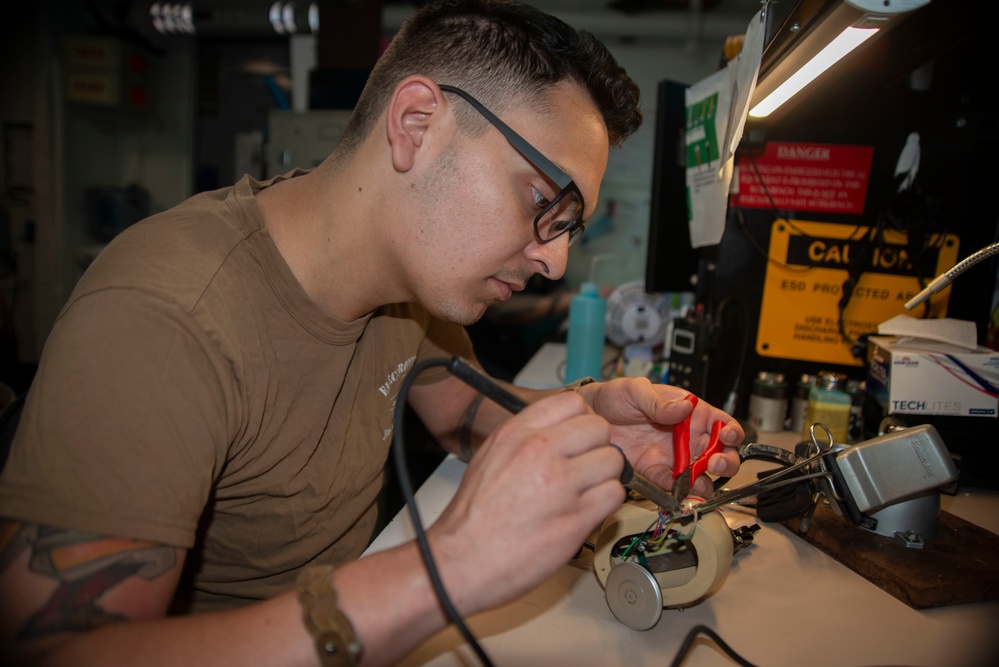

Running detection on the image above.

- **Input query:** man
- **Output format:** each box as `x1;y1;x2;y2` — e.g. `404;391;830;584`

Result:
0;1;743;665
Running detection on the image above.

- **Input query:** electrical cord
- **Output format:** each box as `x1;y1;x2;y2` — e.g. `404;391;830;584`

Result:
392;357;496;667
834;170;947;359
835;223;879;360
734;204;810;274
745;152;818;240
669;624;759;667
713;295;749;414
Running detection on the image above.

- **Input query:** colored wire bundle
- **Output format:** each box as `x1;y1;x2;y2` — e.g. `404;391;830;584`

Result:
620;504;703;561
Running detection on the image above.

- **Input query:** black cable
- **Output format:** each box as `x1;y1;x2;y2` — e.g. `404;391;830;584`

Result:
836;224;879;359
392;357;496;667
734;204;810;274
881;171;949;320
746;151;815;239
737;152;830;273
835;168;947;356
669;624;758;667
713;295;749;411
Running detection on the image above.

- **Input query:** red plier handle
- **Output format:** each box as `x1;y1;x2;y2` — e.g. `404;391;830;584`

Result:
689;420;725;480
671;394;699;478
670;394;725;501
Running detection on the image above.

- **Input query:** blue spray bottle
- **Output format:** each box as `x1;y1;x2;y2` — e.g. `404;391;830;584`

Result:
565;255;612;382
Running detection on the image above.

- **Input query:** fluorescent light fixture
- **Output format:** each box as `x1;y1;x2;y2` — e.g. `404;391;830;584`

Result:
750;25;878;118
747;0;930;120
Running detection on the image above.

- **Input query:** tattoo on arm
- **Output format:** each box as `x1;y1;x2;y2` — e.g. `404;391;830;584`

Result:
0;520;29;569
457;393;486;462
0;521;176;639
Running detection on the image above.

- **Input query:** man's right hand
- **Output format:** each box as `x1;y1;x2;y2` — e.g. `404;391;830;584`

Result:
423;390;626;617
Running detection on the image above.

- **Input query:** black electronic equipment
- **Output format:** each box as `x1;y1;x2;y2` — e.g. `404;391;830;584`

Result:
667;313;712;396
644;79;700;295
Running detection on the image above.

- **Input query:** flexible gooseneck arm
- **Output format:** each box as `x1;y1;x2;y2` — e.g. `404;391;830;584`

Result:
905;241;999;311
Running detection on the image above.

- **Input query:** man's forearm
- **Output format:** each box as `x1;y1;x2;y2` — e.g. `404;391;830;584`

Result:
25;592;315;667
410;370;581;461
16;542;450;667
449;379;573;460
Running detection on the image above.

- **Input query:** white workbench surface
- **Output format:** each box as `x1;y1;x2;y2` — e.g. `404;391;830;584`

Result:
365;347;999;666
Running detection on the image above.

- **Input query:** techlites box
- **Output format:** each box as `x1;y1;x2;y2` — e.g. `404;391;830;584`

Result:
867;336;999;418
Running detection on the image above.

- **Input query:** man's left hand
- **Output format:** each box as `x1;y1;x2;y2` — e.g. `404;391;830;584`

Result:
577;378;743;498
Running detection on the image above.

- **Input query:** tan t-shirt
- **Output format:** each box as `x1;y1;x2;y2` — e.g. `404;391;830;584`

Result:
0;172;473;611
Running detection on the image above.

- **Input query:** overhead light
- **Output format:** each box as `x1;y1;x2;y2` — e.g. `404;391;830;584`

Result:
150;3;195;35
749;0;930;119
750;23;880;118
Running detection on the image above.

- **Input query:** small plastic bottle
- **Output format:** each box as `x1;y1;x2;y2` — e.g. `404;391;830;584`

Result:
789;374;815;435
802;371;851;443
748;371;788;433
565;281;606;383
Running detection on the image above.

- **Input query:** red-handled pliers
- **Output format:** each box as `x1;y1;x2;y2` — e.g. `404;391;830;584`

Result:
671;394;725;503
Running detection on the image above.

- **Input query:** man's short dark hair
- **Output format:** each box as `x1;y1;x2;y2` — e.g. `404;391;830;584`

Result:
335;0;642;159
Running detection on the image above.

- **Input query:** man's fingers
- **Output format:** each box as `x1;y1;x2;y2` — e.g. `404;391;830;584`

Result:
566;444;626;493
706;448;741;477
578;478;628;523
513;390;591;427
634;461;676;492
512;392;613;458
653;393;695;424
717;420;745;447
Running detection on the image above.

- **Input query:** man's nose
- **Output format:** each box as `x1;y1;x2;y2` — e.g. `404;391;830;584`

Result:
525;236;569;279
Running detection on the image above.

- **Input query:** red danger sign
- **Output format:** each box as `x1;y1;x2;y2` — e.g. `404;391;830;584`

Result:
736;142;874;215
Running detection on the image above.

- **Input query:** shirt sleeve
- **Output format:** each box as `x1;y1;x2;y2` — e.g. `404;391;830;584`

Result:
0;289;232;548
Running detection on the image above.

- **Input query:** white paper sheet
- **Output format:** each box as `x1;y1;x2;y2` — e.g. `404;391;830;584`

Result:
877;314;979;350
685;8;766;248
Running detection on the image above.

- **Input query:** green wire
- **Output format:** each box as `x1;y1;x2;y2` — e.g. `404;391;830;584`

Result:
620;534;644;559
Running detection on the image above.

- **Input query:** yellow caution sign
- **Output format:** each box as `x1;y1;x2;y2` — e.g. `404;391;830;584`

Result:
757;220;960;366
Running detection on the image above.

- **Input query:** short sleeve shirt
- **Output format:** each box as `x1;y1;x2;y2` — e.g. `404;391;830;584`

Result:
0;172;474;611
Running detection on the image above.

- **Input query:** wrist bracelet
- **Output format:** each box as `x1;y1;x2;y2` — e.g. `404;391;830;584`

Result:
297;565;363;667
563;376;597;393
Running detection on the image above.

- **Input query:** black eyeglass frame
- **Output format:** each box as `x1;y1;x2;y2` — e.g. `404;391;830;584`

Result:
439;84;586;246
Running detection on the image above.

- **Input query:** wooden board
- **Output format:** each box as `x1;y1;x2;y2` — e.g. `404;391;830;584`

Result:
782;504;999;609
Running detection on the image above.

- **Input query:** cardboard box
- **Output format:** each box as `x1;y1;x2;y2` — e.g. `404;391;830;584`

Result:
867;336;999;418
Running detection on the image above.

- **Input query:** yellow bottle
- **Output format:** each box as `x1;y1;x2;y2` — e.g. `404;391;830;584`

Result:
802;371;851;443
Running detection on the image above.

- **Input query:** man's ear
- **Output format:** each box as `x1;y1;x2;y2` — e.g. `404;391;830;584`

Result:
386;77;447;173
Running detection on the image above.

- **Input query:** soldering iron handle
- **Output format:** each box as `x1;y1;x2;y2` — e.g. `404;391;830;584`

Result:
446;357;529;414
445;357;671;505
450;356;634;486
